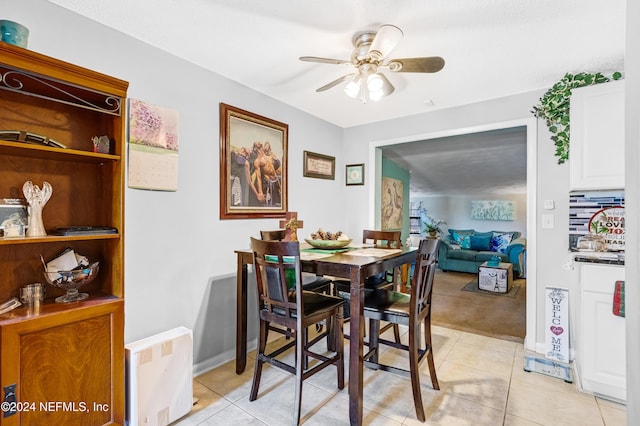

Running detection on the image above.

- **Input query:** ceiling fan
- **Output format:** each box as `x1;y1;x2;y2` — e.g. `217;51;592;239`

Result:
300;24;445;102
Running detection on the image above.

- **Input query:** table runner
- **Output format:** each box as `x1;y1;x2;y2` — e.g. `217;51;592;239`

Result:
344;248;402;257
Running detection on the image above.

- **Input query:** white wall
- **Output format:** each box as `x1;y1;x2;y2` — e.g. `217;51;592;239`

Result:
625;0;639;421
409;196;448;233
5;0;348;371
413;193;527;238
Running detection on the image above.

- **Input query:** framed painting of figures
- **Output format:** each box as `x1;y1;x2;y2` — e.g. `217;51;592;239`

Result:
219;103;288;219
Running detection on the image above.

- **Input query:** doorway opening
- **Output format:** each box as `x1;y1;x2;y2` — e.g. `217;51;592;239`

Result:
367;118;538;350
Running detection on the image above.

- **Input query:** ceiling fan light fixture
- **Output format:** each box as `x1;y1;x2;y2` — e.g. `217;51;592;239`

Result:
345;71;393;102
367;73;384;92
368;24;403;61
369;89;384;101
373;72;394;99
302;23;443;102
387;61;403;72
344;75;362;98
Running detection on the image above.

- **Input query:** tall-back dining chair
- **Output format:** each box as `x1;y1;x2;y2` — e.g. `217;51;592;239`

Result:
361;229;403;287
334;229;403;301
362;237;440;422
249;237;345;425
260;230;332;293
334;229;403;342
362;229;402;248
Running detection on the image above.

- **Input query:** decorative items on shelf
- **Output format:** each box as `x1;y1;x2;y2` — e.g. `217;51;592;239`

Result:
91;135;110;154
19;283;45;308
0;198;28;238
0;20;29;48
42;248;99;303
0;297;22;315
22;181;52;237
0;130;66;148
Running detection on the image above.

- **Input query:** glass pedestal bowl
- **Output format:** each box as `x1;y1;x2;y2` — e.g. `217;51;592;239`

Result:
43;261;100;303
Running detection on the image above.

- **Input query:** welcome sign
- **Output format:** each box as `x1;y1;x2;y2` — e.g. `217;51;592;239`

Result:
545;287;570;363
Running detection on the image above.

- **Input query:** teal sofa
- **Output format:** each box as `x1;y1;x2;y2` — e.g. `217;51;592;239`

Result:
437;229;526;278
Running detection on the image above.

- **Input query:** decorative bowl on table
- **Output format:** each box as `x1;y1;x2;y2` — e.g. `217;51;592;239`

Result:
43;261;100;303
304;239;352;249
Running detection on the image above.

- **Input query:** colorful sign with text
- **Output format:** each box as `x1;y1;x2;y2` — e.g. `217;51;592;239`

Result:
545;287;570;363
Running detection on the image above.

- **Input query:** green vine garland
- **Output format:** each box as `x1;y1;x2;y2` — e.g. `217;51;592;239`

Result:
532;71;622;164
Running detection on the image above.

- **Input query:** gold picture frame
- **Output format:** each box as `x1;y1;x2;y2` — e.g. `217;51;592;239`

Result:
219;103;288;219
303;150;335;180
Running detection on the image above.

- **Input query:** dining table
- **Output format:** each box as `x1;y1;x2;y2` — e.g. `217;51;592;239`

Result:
234;243;417;426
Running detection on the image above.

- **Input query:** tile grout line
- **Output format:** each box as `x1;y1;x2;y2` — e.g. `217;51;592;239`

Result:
501;349;517;426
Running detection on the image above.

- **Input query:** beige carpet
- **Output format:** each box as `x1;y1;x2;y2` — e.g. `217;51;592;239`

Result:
431;269;526;343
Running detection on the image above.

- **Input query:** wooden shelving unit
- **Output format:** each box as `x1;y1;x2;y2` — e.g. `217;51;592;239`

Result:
0;42;128;425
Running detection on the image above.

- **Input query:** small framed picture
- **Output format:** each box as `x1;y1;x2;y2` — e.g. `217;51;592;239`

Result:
0;198;28;234
303;151;335;180
346;163;365;186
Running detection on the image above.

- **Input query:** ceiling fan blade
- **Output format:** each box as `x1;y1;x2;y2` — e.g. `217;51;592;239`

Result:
368;24;403;61
300;56;351;65
387;56;445;73
316;73;356;92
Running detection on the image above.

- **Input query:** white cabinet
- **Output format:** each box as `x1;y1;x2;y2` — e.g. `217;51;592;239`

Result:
569;80;625;190
577;263;626;401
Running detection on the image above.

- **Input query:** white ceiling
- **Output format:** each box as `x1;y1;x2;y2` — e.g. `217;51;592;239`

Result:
48;0;625;128
381;126;527;196
47;0;625;195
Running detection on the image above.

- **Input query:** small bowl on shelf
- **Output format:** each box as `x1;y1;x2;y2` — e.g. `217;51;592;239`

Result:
43;261;100;303
304;239;352;249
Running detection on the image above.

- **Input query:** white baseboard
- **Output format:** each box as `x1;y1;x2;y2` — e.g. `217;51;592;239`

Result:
192;338;258;377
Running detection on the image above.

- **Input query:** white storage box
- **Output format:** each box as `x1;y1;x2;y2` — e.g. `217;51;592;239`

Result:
126;326;193;426
478;262;513;293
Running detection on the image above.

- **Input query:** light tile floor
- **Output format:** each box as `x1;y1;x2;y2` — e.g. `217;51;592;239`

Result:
173;325;626;425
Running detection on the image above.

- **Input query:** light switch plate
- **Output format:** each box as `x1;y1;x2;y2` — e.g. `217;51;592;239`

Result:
542;214;554;229
544;200;555;210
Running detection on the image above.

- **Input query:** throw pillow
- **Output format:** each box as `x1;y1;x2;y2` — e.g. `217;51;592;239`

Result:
451;232;462;244
459;235;471;249
490;232;513;253
470;235;491;251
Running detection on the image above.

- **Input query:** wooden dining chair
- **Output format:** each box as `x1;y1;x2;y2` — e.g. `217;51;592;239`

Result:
362;237;440;422
334;229;403;342
260;229;332;293
362;229;403;287
261;229;333;338
362;229;403;248
249;237;345;425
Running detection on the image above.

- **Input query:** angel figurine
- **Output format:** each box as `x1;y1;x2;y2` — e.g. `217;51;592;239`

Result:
23;181;53;237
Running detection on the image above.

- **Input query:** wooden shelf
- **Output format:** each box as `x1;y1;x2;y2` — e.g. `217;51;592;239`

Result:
0;139;120;162
0;233;120;246
0;42;128;425
0;293;120;326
